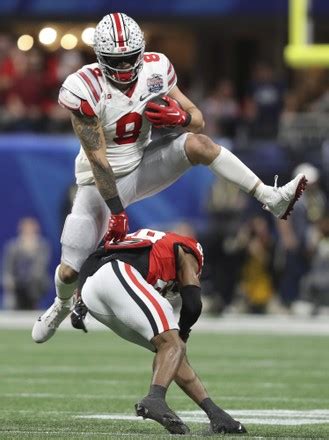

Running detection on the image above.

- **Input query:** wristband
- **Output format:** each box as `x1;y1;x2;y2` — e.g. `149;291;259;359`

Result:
105;195;124;214
182;112;192;127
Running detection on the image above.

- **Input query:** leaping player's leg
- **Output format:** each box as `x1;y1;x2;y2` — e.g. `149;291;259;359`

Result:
31;263;78;343
116;133;191;207
116;132;306;220
32;185;109;343
174;355;247;434
184;134;307;220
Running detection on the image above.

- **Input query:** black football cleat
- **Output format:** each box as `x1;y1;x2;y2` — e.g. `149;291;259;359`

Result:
135;396;190;435
209;407;247;434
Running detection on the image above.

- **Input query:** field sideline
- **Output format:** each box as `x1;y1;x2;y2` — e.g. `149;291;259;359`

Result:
0;313;328;439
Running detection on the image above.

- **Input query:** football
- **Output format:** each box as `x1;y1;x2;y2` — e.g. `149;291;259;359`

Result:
148;95;169;106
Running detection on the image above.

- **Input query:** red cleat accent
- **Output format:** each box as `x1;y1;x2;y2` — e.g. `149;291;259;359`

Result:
281;176;308;220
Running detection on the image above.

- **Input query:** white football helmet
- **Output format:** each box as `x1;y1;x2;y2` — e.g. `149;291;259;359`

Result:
93;12;145;85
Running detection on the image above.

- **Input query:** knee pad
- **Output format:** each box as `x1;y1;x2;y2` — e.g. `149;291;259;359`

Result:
61;214;99;251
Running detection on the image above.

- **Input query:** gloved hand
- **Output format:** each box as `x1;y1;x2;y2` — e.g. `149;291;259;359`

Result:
71;298;88;333
145;96;191;128
104;211;129;243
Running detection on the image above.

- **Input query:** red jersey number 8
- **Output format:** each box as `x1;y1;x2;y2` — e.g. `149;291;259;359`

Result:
114;112;143;145
144;53;160;63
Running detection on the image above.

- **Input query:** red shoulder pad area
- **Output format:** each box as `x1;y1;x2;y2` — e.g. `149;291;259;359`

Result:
80;100;95;117
104;238;152;251
58;87;96;117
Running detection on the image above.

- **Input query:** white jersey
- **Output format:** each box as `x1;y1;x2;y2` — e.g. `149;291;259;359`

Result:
59;52;177;185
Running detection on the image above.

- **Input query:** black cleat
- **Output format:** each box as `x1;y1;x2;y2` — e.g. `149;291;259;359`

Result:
135;396;190;435
209;407;247;434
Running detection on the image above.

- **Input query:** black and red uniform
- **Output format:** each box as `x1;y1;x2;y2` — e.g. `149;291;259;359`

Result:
78;229;203;347
79;229;203;294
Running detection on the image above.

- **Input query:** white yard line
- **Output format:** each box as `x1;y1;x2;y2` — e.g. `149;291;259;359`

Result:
74;409;329;425
2;408;329;427
1;409;328;432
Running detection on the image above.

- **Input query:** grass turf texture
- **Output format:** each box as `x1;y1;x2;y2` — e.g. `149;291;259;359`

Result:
0;329;328;439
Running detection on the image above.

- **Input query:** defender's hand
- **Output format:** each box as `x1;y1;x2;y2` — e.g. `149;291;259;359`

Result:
145;96;191;128
70;298;88;333
104;211;129;243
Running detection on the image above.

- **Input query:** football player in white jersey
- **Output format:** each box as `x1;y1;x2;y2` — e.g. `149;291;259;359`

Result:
32;12;307;343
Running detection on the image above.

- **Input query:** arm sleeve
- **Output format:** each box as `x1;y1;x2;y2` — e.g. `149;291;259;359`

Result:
178;284;202;338
163;55;177;92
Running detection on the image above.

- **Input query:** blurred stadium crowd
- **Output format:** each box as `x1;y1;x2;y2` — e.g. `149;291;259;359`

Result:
1;10;329;315
1;32;329;139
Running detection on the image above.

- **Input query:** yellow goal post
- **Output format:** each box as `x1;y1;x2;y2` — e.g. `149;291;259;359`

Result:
284;0;329;67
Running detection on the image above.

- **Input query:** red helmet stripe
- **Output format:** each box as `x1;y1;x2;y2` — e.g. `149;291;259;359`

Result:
112;12;125;47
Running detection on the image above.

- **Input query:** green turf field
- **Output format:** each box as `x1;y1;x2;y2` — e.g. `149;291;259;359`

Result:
0;329;328;439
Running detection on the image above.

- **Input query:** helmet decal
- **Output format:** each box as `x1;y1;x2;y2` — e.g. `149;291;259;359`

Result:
110;13;127;48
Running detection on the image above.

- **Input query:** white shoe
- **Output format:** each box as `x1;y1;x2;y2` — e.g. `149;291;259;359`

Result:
32;297;73;343
263;173;307;219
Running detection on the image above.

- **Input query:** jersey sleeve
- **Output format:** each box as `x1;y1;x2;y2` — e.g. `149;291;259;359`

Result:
163;54;177;93
58;87;95;116
58;65;103;116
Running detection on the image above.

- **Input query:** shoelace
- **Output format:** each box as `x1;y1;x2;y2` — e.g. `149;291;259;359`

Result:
274;174;279;190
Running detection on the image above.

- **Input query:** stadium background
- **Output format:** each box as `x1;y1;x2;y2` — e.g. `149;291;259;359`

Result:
0;1;328;311
1;2;329;439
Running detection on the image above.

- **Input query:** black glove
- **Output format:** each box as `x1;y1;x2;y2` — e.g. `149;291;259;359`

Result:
179;329;191;343
70;298;88;333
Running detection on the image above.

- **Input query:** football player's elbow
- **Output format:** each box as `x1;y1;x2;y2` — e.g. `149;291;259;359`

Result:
198;118;206;133
191;111;205;134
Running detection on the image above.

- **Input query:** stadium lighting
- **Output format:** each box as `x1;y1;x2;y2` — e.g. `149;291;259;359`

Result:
39;27;57;45
17;35;34;51
81;27;95;45
61;34;78;50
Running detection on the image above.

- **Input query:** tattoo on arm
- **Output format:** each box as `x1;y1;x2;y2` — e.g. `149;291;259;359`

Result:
71;112;118;200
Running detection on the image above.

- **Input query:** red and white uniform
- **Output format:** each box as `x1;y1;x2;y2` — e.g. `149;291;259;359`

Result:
59;54;190;276
80;229;203;351
58;53;177;184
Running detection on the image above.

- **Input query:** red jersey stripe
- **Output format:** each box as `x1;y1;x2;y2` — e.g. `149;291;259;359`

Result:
167;63;173;75
168;73;177;87
78;71;100;103
88;68;102;90
113;13;125;47
124;263;170;332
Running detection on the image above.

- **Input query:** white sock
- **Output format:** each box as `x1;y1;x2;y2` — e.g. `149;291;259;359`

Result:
55;265;77;301
254;182;275;205
208;147;260;193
